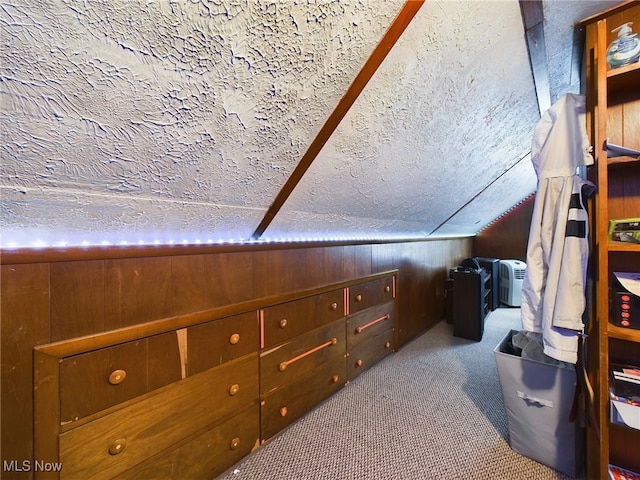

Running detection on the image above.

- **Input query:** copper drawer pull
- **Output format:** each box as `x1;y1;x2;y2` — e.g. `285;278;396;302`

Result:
331;302;338;311
229;384;240;396
280;407;288;417
355;294;362;302
229;333;240;345
108;369;126;385
230;437;240;450
279;338;338;371
355;314;390;334
109;438;126;455
279;319;288;329
385;285;391;293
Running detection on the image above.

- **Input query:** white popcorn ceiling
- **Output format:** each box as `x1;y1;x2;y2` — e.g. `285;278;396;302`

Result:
0;0;620;247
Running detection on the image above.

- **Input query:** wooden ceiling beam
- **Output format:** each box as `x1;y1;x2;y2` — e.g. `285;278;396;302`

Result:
251;0;424;240
520;0;551;115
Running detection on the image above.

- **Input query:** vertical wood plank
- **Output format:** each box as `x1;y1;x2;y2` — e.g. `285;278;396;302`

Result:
322;246;345;285
171;252;256;314
50;260;105;341
104;257;173;329
1;263;50;478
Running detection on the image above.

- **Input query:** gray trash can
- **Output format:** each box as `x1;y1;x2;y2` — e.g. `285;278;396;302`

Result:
494;330;584;477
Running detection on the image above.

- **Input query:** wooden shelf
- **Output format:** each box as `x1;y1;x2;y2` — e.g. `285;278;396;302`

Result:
606;61;640;94
608;242;640;253
607;323;640;342
608;156;639;166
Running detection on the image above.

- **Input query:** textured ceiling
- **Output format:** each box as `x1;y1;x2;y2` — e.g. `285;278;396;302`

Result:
0;0;624;248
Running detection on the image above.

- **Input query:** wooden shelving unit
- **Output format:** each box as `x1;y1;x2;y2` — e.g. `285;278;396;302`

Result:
582;2;640;478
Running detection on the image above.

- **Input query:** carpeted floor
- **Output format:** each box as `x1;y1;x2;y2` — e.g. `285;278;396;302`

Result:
217;307;585;480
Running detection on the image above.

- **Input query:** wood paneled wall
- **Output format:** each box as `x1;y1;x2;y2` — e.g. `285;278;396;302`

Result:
1;238;471;477
473;195;534;261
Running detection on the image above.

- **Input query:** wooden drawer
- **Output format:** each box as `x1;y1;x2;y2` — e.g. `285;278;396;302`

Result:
346;301;395;350
120;403;260;480
261;289;344;348
347;328;394;381
348;276;394;314
260;319;345;396
59;332;182;425
58;353;258;480
187;311;259;376
260;354;346;442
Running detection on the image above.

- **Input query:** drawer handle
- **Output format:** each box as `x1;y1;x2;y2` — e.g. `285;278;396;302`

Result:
279;338;338;372
330;302;338;311
355;359;363;367
109;438;126;455
332;375;339;383
355;294;362;302
279;319;288;329
230;437;240;450
280;407;288;417
229;333;240;345
385;341;391;349
108;369;127;385
355;314;390;334
385;285;391;293
229;384;240;396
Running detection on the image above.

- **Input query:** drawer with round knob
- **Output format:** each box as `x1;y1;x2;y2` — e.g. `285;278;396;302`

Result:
59;331;182;425
261;289;344;348
187;311;259;375
119;403;260;480
260;353;346;442
58;353;259;480
347;327;395;381
348;276;395;315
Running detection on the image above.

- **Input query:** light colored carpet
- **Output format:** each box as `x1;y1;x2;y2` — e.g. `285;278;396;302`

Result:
218;307;585;480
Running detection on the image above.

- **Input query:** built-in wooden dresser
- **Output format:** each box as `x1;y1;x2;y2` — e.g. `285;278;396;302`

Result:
346;276;396;380
33;271;397;479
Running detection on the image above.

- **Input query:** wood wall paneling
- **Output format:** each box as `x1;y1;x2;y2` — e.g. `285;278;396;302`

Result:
104;257;173;330
50;260;105;341
1;237;477;474
473;195;533;261
171;252;255;315
1;263;50;479
344;244;373;280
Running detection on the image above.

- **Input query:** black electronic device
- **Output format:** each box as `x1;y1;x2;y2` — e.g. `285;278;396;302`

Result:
613;291;640;329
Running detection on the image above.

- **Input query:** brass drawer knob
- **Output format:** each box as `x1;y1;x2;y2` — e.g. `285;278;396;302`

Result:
385;341;391;349
229;384;240;396
355;294;362;302
108;369;126;385
279;362;287;372
109;438;126;455
229;333;240;345
385;285;391;293
279;319;288;329
230;437;240;450
332;375;339;383
280;407;288;417
330;302;338;311
356;359;363;367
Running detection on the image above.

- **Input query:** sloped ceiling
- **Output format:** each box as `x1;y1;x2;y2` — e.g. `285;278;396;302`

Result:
0;0;623;248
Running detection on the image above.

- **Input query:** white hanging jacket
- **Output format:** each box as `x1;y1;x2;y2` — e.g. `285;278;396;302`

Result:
520;93;594;364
